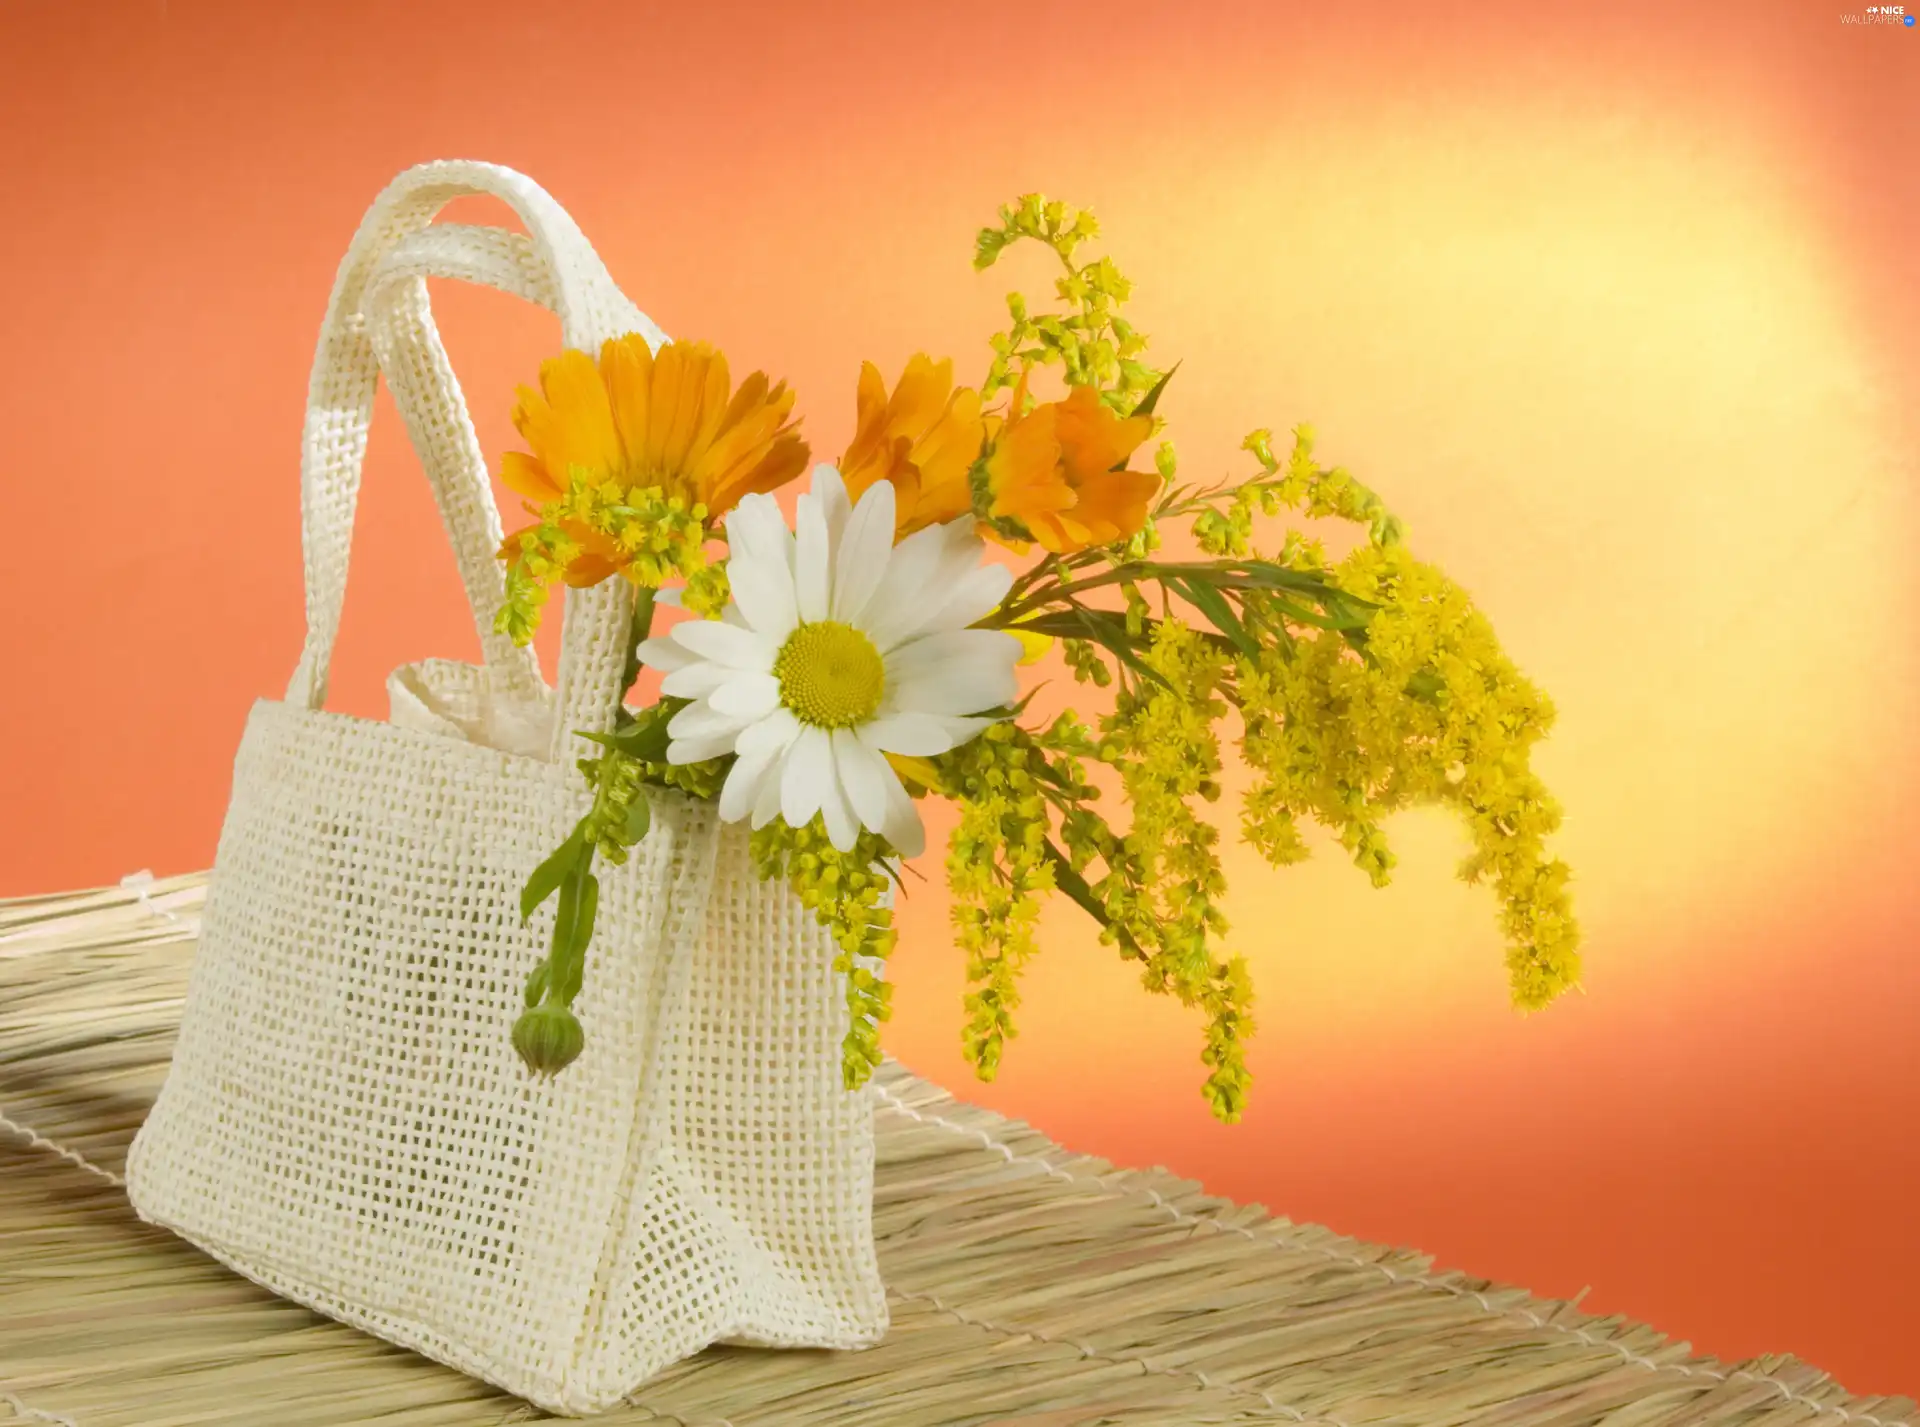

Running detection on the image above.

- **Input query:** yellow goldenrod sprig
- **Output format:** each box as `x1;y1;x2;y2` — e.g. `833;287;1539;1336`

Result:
934;722;1059;1080
496;467;714;648
974;193;1164;415
933;668;1259;1121
751;819;900;1089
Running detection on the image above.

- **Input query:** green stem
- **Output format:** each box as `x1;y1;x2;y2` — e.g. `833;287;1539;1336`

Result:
613;586;658;729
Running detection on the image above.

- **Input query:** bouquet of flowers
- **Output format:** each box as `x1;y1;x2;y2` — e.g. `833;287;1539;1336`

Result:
495;194;1580;1122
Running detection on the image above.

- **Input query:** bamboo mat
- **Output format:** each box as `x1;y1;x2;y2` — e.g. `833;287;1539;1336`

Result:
0;876;1910;1427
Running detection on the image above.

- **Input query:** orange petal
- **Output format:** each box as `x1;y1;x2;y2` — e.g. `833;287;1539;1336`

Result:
599;335;655;476
498;524;540;561
562;552;621;587
645;341;696;481
500;450;564;505
887;353;952;435
687;346;733;479
696;375;808;512
1054;383;1153;485
984;405;1070;526
838;361;895;501
1073;467;1160;539
525;349;623;488
903;387;986;527
706;429;811;515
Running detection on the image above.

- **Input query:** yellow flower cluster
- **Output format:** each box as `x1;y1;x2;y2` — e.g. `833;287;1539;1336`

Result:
1084;622;1255;1121
1227;426;1580;1009
497;475;711;647
975;194;1161;413
935;722;1058;1081
576;745;650;866
750;820;899;1089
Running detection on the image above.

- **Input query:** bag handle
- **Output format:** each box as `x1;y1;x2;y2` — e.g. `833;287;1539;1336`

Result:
357;224;552;706
285;160;666;762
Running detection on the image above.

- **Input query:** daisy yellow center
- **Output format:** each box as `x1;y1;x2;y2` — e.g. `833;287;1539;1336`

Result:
774;621;886;729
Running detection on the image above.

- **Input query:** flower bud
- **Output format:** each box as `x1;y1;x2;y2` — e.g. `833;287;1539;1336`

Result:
512;1003;585;1075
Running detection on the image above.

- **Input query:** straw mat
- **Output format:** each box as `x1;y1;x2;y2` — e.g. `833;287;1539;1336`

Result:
1;874;1910;1427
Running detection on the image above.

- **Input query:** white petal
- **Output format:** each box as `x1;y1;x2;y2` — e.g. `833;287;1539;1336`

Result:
751;751;788;828
668;732;744;765
889;648;1022;717
928;713;995;746
709;670;782;720
667;699;751;742
659;663;733;700
856;711;965;757
652;586;684;608
737;491;797;582
724;496;800;638
725;558;798;641
737;706;802;761
923;559;1014;634
866;522;994;652
857;527;952;651
885;628;1023;684
819;755;859;852
811;464;852;545
671;619;776;671
780;724;833;829
832;728;891;835
879;764;926;858
636;635;695;673
830;479;897;625
718;730;781;822
724;491;785;559
793;488;832;624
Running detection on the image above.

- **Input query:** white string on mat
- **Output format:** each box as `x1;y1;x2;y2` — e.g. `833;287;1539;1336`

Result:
870;1079;1906;1427
0;871;194;952
0;1109;125;1188
0;1386;82;1427
118;869;186;927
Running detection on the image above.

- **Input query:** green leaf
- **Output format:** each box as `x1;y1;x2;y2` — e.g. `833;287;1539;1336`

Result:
1039;841;1147;962
1130;360;1181;421
1405;670;1445;703
1072;607;1175;692
522;960;550;1009
548;862;600;1005
578;713;675;763
1174;577;1257;655
1199;561;1379;610
521;826;586;924
622;792;652;846
1257;595;1352;632
1317;590;1376;631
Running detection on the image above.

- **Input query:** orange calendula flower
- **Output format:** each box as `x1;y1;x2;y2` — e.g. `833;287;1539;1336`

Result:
982;374;1160;554
837;354;987;537
501;335;809;519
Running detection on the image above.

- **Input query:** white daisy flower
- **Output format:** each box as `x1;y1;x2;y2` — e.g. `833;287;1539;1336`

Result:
637;465;1020;856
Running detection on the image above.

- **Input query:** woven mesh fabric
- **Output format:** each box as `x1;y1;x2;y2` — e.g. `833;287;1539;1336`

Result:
123;161;887;1416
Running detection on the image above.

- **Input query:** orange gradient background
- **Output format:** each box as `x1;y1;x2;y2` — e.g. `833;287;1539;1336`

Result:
2;0;1916;1397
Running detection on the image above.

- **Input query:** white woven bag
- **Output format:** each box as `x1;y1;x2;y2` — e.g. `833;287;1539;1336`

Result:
125;160;888;1416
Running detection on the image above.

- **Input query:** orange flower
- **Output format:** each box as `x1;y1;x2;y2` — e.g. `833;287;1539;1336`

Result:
982;375;1160;554
501;335;808;519
837;354;987;537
